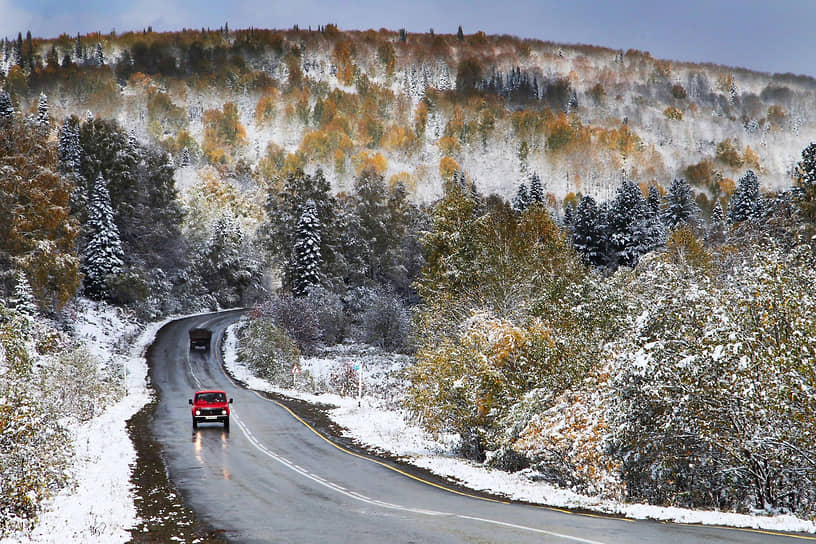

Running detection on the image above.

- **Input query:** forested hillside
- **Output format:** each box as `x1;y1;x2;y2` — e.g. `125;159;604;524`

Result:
3;23;816;535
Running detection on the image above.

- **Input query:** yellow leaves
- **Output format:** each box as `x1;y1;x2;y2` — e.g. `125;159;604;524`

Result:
202;102;248;166
382;124;418;152
439;156;459;180
663;106;683;121
743;145;761;171
333;39;356;86
255;90;279;125
352;150;388;176
436;135;461;156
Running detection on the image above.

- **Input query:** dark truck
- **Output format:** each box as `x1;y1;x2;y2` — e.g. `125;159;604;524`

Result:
189;328;212;351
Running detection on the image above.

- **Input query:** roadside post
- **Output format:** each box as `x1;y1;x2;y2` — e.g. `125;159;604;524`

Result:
353;363;362;407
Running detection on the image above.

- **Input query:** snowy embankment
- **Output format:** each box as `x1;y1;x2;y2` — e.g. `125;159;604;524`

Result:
223;320;816;536
2;305;212;544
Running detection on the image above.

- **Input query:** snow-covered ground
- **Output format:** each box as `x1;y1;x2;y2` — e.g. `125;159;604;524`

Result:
223;320;816;535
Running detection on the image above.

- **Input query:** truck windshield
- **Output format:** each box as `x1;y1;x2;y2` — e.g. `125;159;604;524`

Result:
196;392;225;403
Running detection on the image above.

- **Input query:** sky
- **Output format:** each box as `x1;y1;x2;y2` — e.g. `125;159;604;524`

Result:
1;0;814;78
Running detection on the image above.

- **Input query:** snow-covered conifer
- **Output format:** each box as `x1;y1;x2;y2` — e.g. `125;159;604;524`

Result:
528;172;544;205
11;271;38;316
0;90;13;122
512;183;530;212
795;142;816;224
94;43;104;65
571;195;607;267
727;170;762;224
647;184;661;216
662;178;700;230
58;117;81;174
292;200;322;297
35;93;49;133
82;173;124;299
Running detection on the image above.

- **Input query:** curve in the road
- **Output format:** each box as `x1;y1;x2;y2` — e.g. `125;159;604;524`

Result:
149;311;816;543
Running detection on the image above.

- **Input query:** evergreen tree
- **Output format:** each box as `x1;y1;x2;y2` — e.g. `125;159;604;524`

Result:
457;25;464;41
607;179;664;268
58;116;81;174
14;33;22;67
512;182;530;212
180;147;191;167
292;201;322;297
197;212;261;306
647;184;661;216
0;91;14;122
94;43;104;65
662;178;700;230
12;271;38;317
570;195;607;267
528;172;544;205
35;93;49;133
728;169;762;224
794;142;816;226
74;33;82;62
711;200;724;224
82;173;124;300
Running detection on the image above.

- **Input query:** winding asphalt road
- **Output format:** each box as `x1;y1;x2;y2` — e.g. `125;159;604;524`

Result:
146;311;816;543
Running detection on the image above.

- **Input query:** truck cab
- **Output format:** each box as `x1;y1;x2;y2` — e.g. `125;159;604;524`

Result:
189;390;232;429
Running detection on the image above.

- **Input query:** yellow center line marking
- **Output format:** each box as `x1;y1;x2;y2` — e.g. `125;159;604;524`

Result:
207;318;816;539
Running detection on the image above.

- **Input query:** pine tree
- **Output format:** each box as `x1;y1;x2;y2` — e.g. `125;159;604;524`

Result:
12;271;38;316
292;201;322;297
528;172;544;205
794;142;816;225
607;179;664;268
82;173;124;300
512;183;530;212
14;32;22;67
94;43;104;65
58;116;81;174
35;93;49;133
662;178;700;230
570;195;607;267
74;33;82;62
647;184;661;216
728;169;762;224
0;91;14;122
180;147;191;167
457;25;464;41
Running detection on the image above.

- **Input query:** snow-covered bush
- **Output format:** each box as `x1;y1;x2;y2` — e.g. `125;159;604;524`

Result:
236;316;300;384
608;242;816;514
348;286;412;352
256;295;321;355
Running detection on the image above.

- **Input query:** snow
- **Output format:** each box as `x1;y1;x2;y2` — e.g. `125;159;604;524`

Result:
221;320;816;535
0;306;215;544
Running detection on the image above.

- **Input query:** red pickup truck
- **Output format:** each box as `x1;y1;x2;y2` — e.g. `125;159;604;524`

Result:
189;390;233;429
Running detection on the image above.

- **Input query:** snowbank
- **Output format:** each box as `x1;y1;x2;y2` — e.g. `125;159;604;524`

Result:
222;321;816;535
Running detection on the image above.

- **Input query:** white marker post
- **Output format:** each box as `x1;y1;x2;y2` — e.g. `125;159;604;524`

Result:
353;363;361;407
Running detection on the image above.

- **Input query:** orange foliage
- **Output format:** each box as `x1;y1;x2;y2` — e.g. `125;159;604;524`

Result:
439;156;459;180
382;124;418;152
255;90;280;125
436;136;461;156
333;39;355;86
353;150;388;176
202;102;248;165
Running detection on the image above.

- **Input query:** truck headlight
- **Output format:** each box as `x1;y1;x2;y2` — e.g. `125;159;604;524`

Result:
221;409;227;415
195;410;201;416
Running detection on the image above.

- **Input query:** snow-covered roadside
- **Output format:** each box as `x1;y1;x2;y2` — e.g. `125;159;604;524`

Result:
1;305;218;544
222;321;816;535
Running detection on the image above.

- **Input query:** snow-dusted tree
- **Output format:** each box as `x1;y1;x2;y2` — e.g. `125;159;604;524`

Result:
57;117;81;171
11;271;37;317
35;93;49;133
292;200;322;297
647;184;661;216
94;43;104;65
662;178;700;230
197;212;262;306
528;172;544;205
794;142;816;226
727;169;762;224
711;200;724;225
512;182;530;212
570;195;607;267
0;90;13;122
81;173;124;300
179;146;191;167
607;179;664;268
